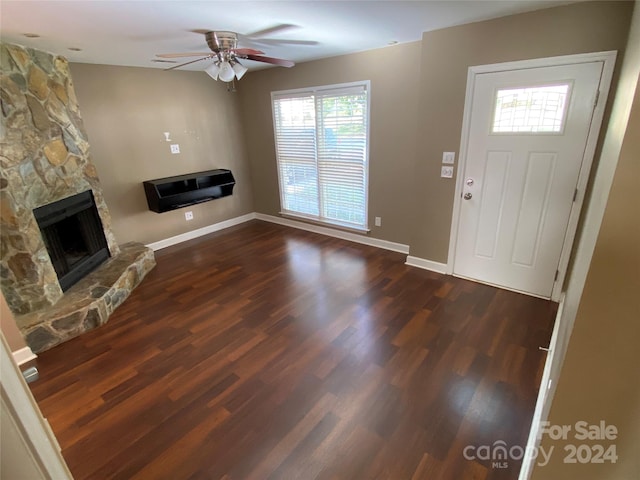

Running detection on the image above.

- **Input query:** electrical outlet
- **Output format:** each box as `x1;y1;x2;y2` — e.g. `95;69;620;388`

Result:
441;166;454;178
442;152;456;164
185;211;193;221
170;144;180;154
375;216;382;227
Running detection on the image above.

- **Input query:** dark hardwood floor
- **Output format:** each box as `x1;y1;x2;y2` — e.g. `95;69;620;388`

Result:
30;220;556;480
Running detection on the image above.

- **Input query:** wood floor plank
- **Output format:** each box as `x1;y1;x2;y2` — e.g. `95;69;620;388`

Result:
29;220;556;479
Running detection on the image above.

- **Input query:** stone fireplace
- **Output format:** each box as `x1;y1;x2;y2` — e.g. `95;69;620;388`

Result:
1;43;155;352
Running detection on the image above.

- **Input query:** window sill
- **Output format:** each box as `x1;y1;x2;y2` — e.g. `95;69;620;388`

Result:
279;212;371;234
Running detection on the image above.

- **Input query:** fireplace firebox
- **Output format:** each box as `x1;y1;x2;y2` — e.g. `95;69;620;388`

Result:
33;191;110;292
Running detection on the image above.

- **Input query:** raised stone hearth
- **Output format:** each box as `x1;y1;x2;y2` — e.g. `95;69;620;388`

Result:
17;243;155;352
1;43;155;352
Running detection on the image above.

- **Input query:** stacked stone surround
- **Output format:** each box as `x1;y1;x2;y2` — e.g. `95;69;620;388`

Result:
1;43;155;352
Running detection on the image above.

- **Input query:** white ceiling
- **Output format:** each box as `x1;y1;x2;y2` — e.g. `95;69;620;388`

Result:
1;1;573;72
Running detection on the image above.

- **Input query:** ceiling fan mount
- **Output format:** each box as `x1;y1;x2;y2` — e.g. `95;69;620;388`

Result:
205;31;238;53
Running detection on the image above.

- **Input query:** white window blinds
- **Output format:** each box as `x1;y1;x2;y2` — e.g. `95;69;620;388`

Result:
272;83;369;229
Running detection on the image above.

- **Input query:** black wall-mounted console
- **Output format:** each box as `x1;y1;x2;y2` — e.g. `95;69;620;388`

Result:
143;169;235;213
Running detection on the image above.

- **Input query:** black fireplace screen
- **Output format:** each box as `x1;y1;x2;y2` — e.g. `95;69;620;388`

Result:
33;191;110;292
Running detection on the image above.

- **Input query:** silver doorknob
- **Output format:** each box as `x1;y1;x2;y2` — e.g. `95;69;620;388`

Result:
463;192;472;200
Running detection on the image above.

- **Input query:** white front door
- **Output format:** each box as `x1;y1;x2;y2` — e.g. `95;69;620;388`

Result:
453;61;603;298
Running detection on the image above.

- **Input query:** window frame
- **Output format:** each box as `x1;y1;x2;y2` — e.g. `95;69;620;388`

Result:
270;80;371;232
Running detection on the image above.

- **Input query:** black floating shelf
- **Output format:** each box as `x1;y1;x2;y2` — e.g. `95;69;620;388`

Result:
143;169;235;213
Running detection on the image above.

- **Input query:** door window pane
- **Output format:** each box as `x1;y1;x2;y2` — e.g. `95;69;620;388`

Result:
492;84;570;133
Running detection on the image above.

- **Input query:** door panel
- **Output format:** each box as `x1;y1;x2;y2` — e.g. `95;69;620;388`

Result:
511;152;556;267
454;62;603;298
474;151;510;259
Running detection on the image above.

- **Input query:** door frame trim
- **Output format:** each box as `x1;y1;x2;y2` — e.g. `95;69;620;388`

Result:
1;332;72;478
446;51;617;301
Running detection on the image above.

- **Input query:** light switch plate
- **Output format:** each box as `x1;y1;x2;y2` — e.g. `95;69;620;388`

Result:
170;144;180;154
441;166;454;178
442;152;455;164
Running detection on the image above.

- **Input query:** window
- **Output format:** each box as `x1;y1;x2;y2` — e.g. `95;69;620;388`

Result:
492;84;571;133
271;82;369;230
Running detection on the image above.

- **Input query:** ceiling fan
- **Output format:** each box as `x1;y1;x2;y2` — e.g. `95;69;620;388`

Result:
156;30;296;83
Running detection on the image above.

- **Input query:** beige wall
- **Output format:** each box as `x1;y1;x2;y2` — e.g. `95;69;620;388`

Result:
531;8;640;479
411;0;633;261
239;41;422;245
238;1;632;257
0;293;26;352
69;64;254;245
68;2;632;255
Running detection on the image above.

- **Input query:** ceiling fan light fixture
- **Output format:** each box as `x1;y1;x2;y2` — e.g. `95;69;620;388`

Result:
231;60;248;80
205;61;220;80
218;61;235;82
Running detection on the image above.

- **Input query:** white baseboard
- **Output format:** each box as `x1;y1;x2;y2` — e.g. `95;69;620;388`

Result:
146;211;411;256
13;346;37;366
146;213;256;251
405;255;448;274
255;213;410;254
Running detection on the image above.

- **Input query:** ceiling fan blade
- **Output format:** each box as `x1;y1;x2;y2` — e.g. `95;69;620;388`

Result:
164;56;212;71
157;52;212;58
232;48;264;56
244;24;297;39
244;54;295;68
250;38;319;46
